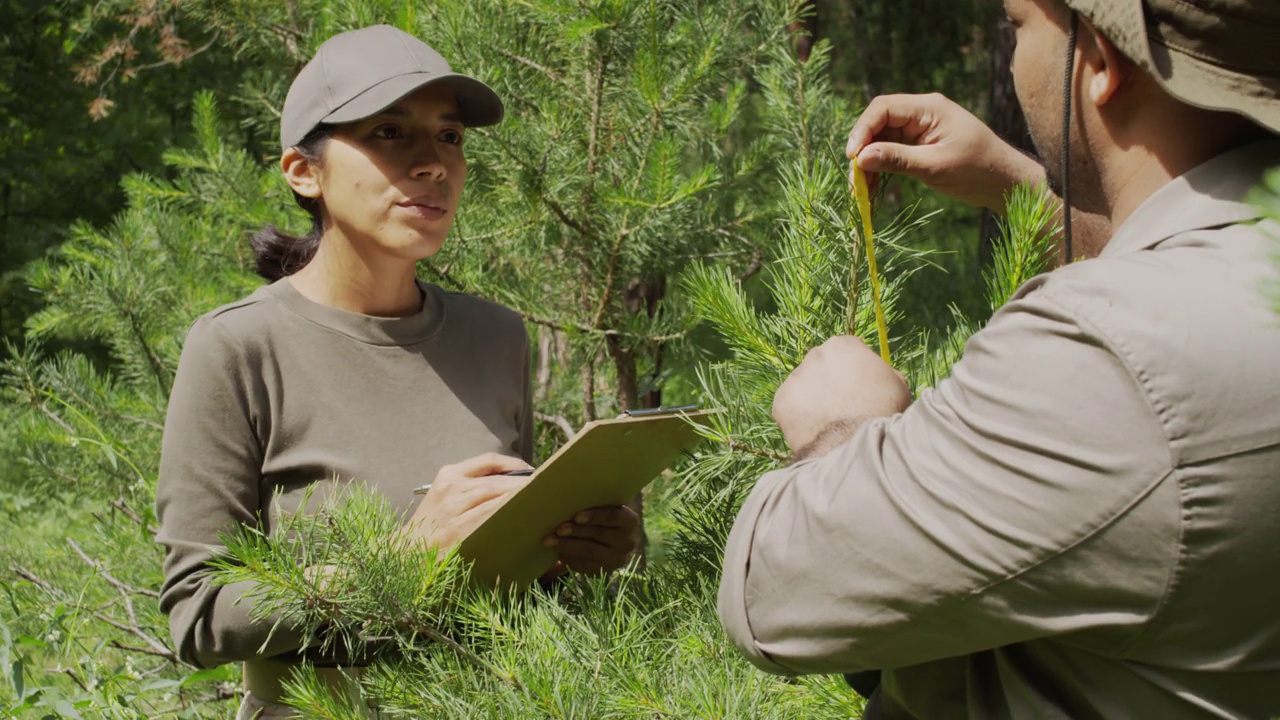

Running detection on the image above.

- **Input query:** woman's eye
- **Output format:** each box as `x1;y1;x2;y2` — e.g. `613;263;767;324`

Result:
440;129;464;146
372;125;404;140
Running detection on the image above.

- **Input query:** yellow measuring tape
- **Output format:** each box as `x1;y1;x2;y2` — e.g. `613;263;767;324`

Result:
851;161;891;364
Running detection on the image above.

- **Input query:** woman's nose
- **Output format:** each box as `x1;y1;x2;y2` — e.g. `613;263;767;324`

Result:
409;145;447;181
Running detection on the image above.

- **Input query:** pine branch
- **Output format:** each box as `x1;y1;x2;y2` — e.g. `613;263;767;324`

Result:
586;51;607;179
723;438;789;462
10;564;180;664
542;196;593;239
109;498;155;532
515;308;687;342
67;537;160;599
129;36;219;74
60;667;93;693
495;48;569;87
109;641;181;660
536;412;576;441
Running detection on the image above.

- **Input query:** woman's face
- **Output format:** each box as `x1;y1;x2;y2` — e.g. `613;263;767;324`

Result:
289;83;468;263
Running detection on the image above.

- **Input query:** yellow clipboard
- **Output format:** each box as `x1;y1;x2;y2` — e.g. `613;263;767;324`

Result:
458;407;717;588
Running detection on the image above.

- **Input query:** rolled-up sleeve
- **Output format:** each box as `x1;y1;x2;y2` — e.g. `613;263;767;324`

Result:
718;281;1178;675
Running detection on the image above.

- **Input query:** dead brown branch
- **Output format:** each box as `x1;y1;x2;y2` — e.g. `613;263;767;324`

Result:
535;413;576;441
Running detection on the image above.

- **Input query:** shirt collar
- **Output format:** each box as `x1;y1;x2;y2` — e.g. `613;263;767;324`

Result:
1102;139;1280;258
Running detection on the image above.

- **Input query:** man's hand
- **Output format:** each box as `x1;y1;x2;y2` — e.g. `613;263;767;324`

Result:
400;452;532;549
772;336;912;460
543;506;640;575
847;93;1044;214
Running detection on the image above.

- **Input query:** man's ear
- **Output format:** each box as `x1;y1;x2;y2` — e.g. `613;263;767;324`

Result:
281;147;322;199
1080;17;1133;107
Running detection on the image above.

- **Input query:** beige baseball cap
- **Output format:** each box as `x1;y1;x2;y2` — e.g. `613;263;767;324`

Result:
280;24;504;149
1065;0;1280;133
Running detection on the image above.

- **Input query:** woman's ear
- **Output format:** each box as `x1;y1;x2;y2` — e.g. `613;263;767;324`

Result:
1080;17;1133;107
281;147;322;199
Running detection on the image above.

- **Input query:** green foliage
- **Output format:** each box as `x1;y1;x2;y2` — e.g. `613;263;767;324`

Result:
1250;166;1280;315
6;92;278;508
2;500;239;718
0;0;252;351
821;0;998;102
209;486;865;719
209;489;474;670
907;182;1058;391
1;93;278;717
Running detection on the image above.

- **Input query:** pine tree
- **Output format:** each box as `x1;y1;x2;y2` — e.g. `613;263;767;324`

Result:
419;0;795;424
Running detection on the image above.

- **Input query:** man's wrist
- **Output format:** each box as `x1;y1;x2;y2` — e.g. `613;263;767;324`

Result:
990;150;1049;215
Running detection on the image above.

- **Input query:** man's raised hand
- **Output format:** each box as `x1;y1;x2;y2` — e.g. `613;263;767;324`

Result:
847;93;1044;214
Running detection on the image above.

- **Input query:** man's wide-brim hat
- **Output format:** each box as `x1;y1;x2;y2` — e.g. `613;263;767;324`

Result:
279;24;504;149
1065;0;1280;133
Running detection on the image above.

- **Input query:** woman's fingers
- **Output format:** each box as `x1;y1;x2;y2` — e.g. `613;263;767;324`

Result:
403;453;533;547
543;505;639;574
547;534;634;574
568;506;639;529
440;452;531;480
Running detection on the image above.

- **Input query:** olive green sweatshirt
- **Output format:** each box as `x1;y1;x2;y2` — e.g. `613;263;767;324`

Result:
155;279;532;669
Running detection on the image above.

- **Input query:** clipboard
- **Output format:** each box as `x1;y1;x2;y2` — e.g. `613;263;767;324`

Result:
457;407;717;587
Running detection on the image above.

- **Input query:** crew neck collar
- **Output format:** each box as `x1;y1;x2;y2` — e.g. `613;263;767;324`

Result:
266;278;446;346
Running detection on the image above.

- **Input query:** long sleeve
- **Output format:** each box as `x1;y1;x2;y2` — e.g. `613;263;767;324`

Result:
517;325;535;464
717;281;1180;675
155;316;305;668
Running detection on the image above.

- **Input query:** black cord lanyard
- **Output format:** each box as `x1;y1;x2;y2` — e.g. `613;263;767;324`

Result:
1061;12;1080;264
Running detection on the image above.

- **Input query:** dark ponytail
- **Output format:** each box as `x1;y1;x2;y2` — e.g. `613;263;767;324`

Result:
251;126;333;281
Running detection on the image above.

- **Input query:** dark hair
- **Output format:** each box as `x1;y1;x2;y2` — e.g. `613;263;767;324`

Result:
250;126;333;281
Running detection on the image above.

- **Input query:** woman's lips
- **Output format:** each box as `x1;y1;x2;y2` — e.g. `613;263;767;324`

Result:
398;201;447;222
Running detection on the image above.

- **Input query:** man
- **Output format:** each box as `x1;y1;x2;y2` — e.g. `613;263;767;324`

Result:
717;0;1280;717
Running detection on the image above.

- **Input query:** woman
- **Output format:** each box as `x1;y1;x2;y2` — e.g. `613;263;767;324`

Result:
153;24;639;718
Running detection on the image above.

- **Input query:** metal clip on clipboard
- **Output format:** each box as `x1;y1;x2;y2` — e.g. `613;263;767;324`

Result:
619;404;700;418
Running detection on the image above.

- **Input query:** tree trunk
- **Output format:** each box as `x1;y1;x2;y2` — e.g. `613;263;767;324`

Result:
605;335;639;412
604;275;668;572
790;1;817;63
1;182;9;341
581;356;597;422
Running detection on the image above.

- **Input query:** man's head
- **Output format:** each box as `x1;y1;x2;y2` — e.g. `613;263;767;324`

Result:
1064;0;1280;134
1003;0;1280;217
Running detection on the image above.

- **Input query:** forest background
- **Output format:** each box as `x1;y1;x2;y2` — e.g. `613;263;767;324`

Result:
5;1;1267;718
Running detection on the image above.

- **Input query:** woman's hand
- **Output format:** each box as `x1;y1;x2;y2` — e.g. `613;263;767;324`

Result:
401;452;532;549
542;506;640;575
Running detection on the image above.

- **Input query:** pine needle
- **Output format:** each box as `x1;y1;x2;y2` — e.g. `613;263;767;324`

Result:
850;161;891;363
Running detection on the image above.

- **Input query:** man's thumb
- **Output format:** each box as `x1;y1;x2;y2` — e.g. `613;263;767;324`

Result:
857;143;925;177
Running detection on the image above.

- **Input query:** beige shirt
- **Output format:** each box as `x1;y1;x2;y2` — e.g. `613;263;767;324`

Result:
155;279;532;670
718;142;1280;719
